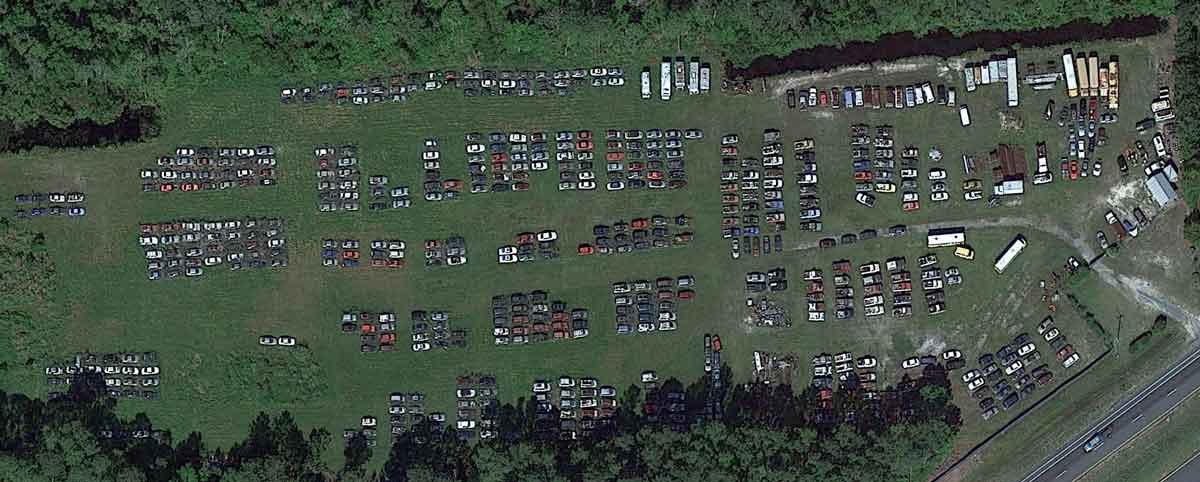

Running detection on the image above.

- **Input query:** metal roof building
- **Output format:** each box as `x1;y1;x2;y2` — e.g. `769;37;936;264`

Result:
1145;172;1177;207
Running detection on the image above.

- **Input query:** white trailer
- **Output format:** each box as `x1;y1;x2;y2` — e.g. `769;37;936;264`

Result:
1006;57;1019;107
659;58;671;101
641;69;651;100
699;63;711;93
687;57;699;95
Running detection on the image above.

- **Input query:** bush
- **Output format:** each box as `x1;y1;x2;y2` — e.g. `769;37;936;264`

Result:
1129;331;1154;353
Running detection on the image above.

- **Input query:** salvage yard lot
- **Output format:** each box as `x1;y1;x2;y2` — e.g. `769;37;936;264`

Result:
0;34;1189;476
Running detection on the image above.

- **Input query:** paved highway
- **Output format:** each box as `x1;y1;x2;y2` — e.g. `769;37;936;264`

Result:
1019;346;1200;482
1163;450;1200;482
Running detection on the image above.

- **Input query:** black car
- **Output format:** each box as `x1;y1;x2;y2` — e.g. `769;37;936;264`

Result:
1002;393;1020;409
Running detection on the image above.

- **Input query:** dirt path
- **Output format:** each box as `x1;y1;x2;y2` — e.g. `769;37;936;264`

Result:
790;215;1200;336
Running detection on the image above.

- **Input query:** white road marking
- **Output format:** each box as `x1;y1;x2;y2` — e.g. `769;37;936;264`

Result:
1168;388;1178;397
1133;413;1144;423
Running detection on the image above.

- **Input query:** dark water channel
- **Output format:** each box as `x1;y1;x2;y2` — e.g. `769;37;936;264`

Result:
728;16;1165;79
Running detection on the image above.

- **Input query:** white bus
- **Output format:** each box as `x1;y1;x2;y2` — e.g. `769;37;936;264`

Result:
641;69;651;100
1062;50;1079;98
659;58;671;101
1006;57;1019;107
994;234;1027;274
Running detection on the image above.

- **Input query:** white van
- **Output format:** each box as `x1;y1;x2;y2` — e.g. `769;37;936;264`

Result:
959;105;971;127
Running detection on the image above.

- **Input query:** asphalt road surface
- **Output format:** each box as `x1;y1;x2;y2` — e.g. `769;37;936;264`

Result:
1020;346;1200;482
1163;450;1200;482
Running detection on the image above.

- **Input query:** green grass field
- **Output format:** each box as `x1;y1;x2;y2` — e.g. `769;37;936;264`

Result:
0;33;1192;479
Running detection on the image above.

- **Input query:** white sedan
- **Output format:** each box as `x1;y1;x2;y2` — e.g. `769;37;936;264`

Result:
537;230;558;242
928;168;947;180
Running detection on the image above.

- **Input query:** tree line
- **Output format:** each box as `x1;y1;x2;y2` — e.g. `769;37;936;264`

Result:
1176;3;1200;252
0;0;1174;150
0;364;959;482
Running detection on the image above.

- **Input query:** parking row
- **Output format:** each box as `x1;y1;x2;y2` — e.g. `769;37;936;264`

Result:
12;191;87;218
613;275;696;334
45;351;161;402
281;68;627;106
142;146;277;193
492;291;589;345
139;218;287;280
580;214;693;256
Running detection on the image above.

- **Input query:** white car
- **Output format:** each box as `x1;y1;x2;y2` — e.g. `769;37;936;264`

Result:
498;245;517;256
1063;352;1081;368
855;192;876;208
901;357;921;369
928;168;947;180
942;350;962;361
967;377;986;391
279;336;296;346
964;190;983;201
1092;161;1102;177
258;335;277;346
422;151;440;161
1043;328;1061;342
447;256;467;266
607;181;625;191
466;143;485;154
1017;343;1037;356
931;191;949;202
498;254;517;264
361;416;377;427
640;371;658;383
855;356;877;369
961;369;981;383
537;230;558;242
412;342;431;352
1004;360;1024;375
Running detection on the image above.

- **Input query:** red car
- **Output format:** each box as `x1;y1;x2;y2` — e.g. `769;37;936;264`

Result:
490;152;508;162
818;90;829;106
630;218;649;229
577;130;592;140
577;244;594;255
576;140;593;150
902;201;920;212
1069;160;1079;180
605;152;625;161
853;171;874;182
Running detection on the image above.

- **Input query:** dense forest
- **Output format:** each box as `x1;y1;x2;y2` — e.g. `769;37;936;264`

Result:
0;0;1175;149
0;369;959;482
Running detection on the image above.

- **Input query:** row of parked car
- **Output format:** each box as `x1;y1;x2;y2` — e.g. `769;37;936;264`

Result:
454;374;499;440
316;144;363;211
334;239;407;269
340;310;468;353
498;230;559;264
425;236;468;267
492;291;589;345
45;351;161;402
465;132;541;194
383;391;433;440
720;130;788;259
143;146;277;194
532;375;620;440
613;275;696;334
578;214;693;256
787;83;956;111
961;316;1077;420
810;351;881;393
139;218;287;280
13;190;86;218
367;175;413;210
281;68;627;107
